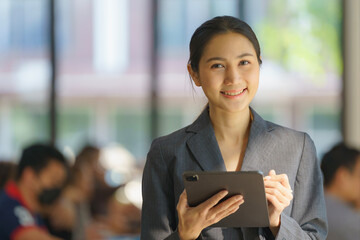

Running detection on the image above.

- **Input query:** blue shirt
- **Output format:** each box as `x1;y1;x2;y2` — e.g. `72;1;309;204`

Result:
0;181;47;240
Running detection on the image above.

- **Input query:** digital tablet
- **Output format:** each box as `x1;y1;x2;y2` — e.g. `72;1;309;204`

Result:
183;171;269;228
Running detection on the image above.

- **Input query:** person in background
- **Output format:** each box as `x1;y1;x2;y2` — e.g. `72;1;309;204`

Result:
44;162;93;240
45;145;98;240
75;145;105;189
0;144;69;240
320;143;360;240
0;160;17;189
106;186;141;237
85;184;141;240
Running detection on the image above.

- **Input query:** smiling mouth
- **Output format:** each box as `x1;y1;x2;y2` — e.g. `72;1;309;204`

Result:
220;88;247;96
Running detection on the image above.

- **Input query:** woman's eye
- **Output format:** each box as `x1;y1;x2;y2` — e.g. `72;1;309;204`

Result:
240;60;250;65
211;64;224;69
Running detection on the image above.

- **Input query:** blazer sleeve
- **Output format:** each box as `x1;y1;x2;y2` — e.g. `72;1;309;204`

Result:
273;133;328;240
141;139;181;240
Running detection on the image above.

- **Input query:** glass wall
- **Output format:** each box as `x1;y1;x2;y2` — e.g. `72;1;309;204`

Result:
249;0;342;156
157;0;241;136
156;0;342;157
55;0;152;161
0;0;50;160
0;0;342;162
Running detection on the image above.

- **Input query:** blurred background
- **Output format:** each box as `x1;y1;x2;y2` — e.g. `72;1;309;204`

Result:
0;0;352;161
0;0;360;239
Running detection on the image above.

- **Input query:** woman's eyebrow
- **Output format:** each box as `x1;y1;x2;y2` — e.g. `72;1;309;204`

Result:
237;53;254;58
206;57;225;63
206;53;254;63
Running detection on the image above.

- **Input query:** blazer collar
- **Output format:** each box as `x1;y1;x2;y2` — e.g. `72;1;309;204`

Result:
186;106;275;173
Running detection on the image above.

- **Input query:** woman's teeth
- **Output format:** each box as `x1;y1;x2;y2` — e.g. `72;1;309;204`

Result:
222;89;246;96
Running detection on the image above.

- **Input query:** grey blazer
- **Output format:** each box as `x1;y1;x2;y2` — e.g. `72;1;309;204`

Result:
141;108;327;240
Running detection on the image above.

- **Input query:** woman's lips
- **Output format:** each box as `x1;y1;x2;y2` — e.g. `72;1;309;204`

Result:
220;88;247;98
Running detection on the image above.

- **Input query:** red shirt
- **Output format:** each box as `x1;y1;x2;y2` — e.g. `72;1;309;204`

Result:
0;181;47;240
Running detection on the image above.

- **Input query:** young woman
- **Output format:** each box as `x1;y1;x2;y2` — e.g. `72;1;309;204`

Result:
141;16;327;240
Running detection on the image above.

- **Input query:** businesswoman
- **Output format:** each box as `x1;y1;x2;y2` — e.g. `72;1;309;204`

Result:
141;16;327;240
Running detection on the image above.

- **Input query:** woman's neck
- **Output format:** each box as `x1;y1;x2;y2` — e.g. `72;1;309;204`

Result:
209;106;251;143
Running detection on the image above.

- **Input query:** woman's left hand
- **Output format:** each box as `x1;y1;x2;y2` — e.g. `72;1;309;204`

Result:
263;169;293;236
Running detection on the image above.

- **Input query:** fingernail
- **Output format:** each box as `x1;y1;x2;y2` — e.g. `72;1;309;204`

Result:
264;176;271;180
236;195;243;201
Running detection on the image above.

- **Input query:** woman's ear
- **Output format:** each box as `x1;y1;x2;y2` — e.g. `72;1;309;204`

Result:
187;64;201;87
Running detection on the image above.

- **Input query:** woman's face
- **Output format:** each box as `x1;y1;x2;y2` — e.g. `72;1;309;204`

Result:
189;32;260;114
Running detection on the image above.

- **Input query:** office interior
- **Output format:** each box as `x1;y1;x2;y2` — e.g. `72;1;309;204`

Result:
0;0;359;238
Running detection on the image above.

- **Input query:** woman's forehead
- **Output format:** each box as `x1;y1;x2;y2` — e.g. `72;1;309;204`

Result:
201;32;256;59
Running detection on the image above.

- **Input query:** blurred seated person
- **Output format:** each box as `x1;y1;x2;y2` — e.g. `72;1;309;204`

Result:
106;186;141;237
75;145;105;188
0;161;17;189
320;143;360;240
0;144;69;240
86;184;141;240
45;152;95;240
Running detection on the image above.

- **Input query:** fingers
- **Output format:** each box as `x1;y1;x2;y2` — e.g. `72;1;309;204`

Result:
198;190;228;211
264;170;293;208
264;172;293;214
265;187;291;206
208;197;244;225
264;179;293;199
207;195;244;225
265;170;291;190
263;170;293;228
209;195;243;216
176;190;242;239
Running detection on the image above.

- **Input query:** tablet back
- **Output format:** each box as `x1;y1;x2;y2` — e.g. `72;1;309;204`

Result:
183;171;269;228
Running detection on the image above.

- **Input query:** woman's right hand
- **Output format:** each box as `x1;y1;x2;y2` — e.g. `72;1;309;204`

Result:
176;190;244;240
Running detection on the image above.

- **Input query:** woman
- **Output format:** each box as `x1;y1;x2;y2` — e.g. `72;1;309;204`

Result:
141;16;327;240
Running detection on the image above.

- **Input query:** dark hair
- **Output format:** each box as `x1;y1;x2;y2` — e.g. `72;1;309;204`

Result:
68;145;100;184
188;15;262;73
16;143;68;180
74;145;100;169
320;143;360;187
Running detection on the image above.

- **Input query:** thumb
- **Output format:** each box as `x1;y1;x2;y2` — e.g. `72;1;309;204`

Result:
269;169;276;176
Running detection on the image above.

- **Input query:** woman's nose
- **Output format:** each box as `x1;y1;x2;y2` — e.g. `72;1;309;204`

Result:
224;66;242;85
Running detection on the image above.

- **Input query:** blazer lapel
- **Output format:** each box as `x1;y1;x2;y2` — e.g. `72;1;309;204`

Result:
241;108;276;174
185;107;277;173
186;108;226;171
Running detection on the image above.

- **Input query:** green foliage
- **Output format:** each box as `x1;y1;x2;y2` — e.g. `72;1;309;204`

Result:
256;0;342;83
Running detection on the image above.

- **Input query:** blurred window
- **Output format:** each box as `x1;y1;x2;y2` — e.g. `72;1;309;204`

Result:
157;0;342;158
0;0;49;159
0;0;342;161
250;0;342;156
56;0;151;161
